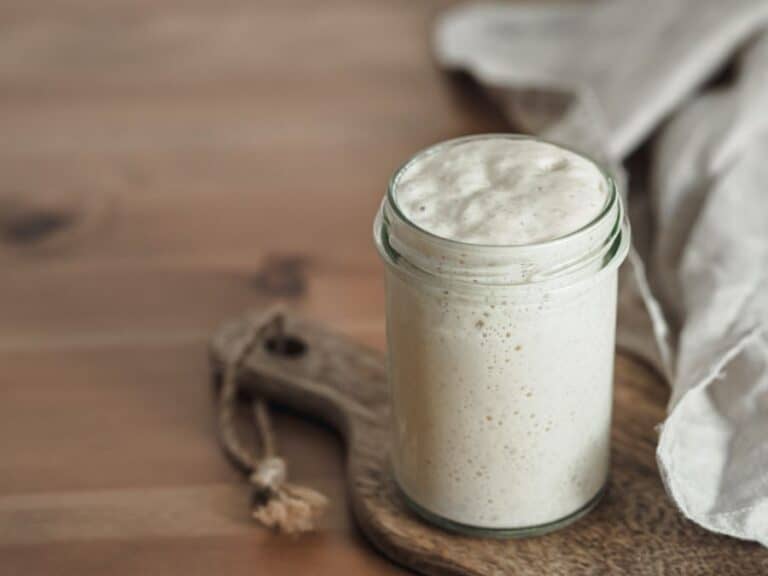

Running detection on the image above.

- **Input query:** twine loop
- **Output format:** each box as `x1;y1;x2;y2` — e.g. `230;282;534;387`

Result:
216;312;328;535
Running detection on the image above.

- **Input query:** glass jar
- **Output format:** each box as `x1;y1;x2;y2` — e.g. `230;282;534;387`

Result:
373;135;630;537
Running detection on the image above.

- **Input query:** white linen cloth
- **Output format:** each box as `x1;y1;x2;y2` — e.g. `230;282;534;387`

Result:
433;0;768;545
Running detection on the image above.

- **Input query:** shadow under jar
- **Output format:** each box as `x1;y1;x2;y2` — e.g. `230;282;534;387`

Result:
374;135;630;537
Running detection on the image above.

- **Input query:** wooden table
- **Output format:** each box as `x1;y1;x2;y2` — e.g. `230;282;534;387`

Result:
0;1;513;574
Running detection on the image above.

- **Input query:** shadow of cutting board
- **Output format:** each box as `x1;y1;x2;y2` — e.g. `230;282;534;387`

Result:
209;309;767;576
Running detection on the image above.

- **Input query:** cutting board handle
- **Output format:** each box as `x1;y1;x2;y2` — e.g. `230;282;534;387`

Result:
209;308;388;439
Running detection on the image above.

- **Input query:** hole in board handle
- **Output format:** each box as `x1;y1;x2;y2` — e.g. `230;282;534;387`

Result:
264;334;307;358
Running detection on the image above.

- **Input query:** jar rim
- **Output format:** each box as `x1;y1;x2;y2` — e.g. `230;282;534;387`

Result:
386;133;617;251
376;133;631;287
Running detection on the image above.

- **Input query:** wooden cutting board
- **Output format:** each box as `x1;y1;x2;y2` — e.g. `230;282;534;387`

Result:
209;309;767;576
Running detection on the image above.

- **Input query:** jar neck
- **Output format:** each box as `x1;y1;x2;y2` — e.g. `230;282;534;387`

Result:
375;156;630;288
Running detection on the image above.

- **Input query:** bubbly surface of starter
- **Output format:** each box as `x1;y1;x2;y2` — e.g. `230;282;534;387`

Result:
394;138;609;245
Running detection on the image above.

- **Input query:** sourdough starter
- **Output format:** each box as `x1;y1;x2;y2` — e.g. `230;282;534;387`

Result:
376;136;629;531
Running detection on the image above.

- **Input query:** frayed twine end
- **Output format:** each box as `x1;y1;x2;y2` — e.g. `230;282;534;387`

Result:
250;457;329;535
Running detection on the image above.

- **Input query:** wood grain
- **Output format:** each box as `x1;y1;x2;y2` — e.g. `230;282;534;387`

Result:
210;310;768;576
